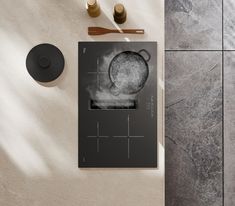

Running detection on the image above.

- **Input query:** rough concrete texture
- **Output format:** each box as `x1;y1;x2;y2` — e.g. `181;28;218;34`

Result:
165;51;223;206
224;52;235;206
224;0;235;49
165;0;222;50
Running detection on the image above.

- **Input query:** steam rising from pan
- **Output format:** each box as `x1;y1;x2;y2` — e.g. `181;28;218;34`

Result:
86;49;151;110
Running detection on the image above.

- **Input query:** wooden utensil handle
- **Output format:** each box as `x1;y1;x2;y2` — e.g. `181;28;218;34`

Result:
122;29;144;34
110;29;144;34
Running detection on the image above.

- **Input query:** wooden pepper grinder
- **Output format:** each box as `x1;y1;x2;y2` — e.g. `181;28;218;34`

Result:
113;3;127;24
87;0;101;17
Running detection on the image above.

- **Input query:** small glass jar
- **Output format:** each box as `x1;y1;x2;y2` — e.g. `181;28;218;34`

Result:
86;0;101;18
113;3;127;24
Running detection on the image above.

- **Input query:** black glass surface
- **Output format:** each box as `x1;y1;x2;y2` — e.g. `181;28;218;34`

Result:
79;42;158;167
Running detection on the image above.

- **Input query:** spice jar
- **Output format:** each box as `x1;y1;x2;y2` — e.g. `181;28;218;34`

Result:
113;3;127;24
87;0;101;18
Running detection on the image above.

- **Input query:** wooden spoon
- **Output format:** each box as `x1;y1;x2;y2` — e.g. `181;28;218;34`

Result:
88;27;144;35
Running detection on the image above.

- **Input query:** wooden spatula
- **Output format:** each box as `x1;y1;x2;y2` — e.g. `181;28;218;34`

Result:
88;27;145;35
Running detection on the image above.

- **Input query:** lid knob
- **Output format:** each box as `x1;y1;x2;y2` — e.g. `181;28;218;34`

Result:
38;56;51;69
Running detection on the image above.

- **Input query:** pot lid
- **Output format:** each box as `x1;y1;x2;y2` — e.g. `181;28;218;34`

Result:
26;43;64;82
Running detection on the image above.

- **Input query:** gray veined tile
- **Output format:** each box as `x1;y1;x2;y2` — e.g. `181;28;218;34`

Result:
165;0;222;50
224;52;235;206
224;0;235;50
165;52;223;206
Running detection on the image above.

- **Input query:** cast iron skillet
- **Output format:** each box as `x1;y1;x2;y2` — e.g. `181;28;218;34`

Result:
109;49;151;95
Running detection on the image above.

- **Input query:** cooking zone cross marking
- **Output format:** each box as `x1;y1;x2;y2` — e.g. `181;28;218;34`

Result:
114;114;144;159
87;122;108;152
87;58;107;89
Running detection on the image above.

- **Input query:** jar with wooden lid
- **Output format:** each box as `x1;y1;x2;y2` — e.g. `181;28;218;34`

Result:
113;3;127;24
87;0;101;18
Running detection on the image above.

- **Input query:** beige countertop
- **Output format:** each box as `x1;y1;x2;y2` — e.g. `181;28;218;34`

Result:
0;0;164;205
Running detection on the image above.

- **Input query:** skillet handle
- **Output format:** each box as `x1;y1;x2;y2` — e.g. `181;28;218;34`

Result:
138;49;151;62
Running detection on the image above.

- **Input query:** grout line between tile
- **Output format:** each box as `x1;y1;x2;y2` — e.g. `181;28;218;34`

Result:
165;50;235;52
222;51;225;206
222;0;225;205
165;50;223;52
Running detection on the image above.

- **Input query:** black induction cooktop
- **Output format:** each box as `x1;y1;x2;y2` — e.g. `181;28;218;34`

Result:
79;42;157;168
